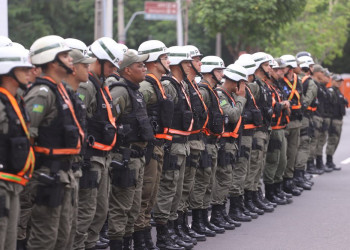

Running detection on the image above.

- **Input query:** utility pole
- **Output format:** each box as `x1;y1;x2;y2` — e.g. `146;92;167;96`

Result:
94;0;103;40
118;0;125;43
105;0;113;38
94;0;113;40
176;0;183;46
216;33;222;57
0;0;8;37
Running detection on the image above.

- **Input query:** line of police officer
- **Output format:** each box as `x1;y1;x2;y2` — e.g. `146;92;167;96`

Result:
0;34;347;250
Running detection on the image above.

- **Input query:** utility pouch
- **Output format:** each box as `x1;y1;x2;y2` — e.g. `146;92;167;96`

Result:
163;152;179;171
251;109;263;126
160;99;174;127
103;123;116;144
145;143;155;165
218;146;226;167
182;110;193;131
211;113;224;134
79;169;98;189
64;125;79;148
321;120;329;132
199;149;211;168
0;196;8;218
111;166;136;188
137;117;154;141
9;136;29;172
274;103;282;119
36;174;64;208
267;139;282;152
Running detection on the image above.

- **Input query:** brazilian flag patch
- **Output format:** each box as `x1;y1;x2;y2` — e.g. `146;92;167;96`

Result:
32;104;44;113
220;99;227;107
78;94;85;101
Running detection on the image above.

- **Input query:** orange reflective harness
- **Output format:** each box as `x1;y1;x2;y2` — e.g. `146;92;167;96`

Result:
0;87;35;186
284;74;301;110
216;87;242;138
34;76;85;155
264;81;287;130
147;73;172;141
244;86;260;130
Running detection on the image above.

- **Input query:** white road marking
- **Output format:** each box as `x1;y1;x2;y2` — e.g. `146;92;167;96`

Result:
341;157;350;164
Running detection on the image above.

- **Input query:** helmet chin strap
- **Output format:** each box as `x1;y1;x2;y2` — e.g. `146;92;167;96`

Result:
157;58;170;75
190;61;203;78
99;59;105;83
9;70;27;90
260;65;270;80
55;57;73;75
179;63;187;79
211;72;221;86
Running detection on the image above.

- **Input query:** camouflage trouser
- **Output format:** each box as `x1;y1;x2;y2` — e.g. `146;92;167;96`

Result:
264;129;287;184
74;156;110;250
27;167;76;250
134;145;163;231
283;126;301;179
249;130;269;191
295;116;312;171
153;142;187;224
178;148;201;212
189;143;218;210
212;141;236;205
229;134;253;197
326;119;343;156
309;115;323;161
317;117;331;156
0;182;22;250
108;153;145;240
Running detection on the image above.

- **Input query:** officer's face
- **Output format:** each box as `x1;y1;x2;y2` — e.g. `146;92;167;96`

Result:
158;54;170;73
74;63;90;82
191;56;202;73
126;62;147;83
181;61;191;75
273;68;284;80
294;66;301;74
13;67;31;85
58;52;73;70
261;62;271;75
213;69;224;82
103;61;117;77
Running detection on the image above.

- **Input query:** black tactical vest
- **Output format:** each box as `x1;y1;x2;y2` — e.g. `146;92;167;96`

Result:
198;82;224;135
332;87;347;119
255;79;273;127
302;76;317;111
161;76;193;132
279;76;303;121
0;93;30;174
269;82;288;128
110;80;154;146
242;85;262;127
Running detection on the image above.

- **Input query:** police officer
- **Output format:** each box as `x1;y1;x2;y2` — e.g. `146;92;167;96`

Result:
279;54;303;196
64;41;96;249
134;40;173;249
106;50;153;249
153;46;194;250
74;37;121;250
24;35;84;249
326;74;347;170
0;46;34;250
293;55;318;190
263;58;292;205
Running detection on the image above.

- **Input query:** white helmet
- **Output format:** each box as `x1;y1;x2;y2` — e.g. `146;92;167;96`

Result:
0;36;12;47
201;56;225;73
266;54;279;68
168;46;192;66
280;54;298;68
183;45;202;58
30;35;71;65
138;40;168;62
298;55;315;68
118;43;128;54
252;52;270;68
236;54;257;75
89;37;124;68
224;63;248;82
12;42;26;50
0;46;32;75
65;38;89;56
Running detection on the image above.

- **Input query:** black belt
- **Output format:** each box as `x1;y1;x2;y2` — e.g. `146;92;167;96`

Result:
172;136;188;144
36;157;72;172
219;137;236;144
153;139;164;147
188;133;203;141
115;144;146;158
256;126;268;133
205;136;219;144
85;147;109;158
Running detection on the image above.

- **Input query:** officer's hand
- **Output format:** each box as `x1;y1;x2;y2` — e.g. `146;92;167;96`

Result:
282;100;290;109
236;83;246;97
286;107;291;116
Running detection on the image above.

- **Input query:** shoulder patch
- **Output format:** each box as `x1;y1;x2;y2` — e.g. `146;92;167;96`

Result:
78;93;85;101
32;104;44;113
220;99;228;107
39;87;49;92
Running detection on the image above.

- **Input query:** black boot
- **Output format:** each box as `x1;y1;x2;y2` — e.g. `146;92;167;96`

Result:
156;224;185;250
252;190;274;212
283;178;301;196
302;170;314;186
17;239;27;250
306;158;323;175
174;212;196;245
316;155;327;174
95;239;109;249
182;211;206;242
168;220;193;249
244;190;264;215
265;183;287;205
144;227;159;250
274;182;293;204
228;196;252;222
109;239;123;250
220;203;241;227
122;236;132;250
191;209;216;237
100;219;109;241
208;206;233;231
133;230;147;250
257;187;276;208
293;169;312;190
327;155;341;171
